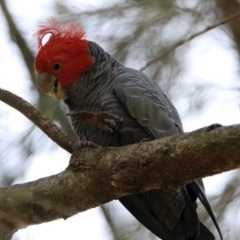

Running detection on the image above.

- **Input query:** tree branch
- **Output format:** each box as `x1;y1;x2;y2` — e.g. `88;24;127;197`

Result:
0;88;76;153
0;122;240;237
140;10;240;71
0;0;35;81
1;89;239;239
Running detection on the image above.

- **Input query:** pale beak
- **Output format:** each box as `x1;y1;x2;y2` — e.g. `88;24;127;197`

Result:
35;72;67;100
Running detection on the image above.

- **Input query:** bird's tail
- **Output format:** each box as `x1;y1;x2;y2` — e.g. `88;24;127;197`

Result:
189;181;223;240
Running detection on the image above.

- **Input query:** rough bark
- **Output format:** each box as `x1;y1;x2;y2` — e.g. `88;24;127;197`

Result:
0;123;240;238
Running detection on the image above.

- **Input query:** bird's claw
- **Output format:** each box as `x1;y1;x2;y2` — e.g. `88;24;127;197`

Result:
73;140;101;151
67;111;123;132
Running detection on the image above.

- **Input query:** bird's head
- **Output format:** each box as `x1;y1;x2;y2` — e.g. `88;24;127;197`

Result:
34;19;93;99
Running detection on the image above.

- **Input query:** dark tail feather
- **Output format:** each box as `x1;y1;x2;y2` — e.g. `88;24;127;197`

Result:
189;181;223;240
198;222;215;240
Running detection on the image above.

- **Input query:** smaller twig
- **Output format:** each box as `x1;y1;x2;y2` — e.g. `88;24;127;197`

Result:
140;10;240;71
0;88;76;153
0;0;35;81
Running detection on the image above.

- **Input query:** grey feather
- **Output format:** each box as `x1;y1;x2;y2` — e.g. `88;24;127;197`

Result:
63;41;221;240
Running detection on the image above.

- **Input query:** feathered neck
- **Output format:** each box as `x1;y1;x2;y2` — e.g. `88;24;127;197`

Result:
64;41;121;110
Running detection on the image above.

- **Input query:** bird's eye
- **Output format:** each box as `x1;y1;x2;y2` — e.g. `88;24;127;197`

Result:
53;63;61;71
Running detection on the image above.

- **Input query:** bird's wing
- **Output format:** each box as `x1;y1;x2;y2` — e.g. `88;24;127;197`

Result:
114;66;183;139
114;66;221;240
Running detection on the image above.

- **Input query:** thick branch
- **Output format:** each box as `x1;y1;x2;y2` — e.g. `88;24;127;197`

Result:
0;123;240;237
0;88;76;153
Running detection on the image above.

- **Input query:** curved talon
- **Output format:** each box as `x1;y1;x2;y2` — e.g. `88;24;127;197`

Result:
103;119;116;128
73;140;101;151
66;111;123;132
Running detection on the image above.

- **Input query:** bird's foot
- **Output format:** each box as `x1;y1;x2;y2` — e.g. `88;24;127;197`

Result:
73;140;101;151
67;111;123;132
